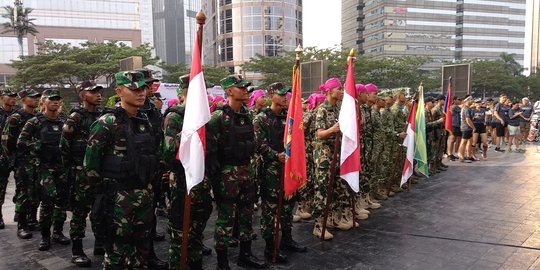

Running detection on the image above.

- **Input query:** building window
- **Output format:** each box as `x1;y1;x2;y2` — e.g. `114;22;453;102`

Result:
265;35;282;56
243;6;262;31
264;6;283;31
220;37;233;61
219;0;231;5
220;9;232;34
243;35;263;59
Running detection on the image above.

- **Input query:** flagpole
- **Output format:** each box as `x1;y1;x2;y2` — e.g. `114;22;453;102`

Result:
180;10;205;270
408;83;422;192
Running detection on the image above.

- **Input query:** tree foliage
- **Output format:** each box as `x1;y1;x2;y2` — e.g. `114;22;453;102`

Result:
1;3;38;56
159;63;229;86
8;41;158;90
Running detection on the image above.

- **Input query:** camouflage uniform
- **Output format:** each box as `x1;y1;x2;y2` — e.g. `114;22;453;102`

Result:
359;104;374;193
0;103;17;218
425;108;438;175
371;107;386;192
431;105;446;169
60;107;101;241
390;103;408;188
299;110;316;209
162;104;212;268
207;105;258;250
379;107;397;191
3;108;38;216
312;100;349;219
17;113;68;236
85;107;156;269
253;108;294;240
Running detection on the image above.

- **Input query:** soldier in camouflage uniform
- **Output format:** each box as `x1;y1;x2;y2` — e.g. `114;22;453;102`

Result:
2;89;41;239
380;95;399;197
371;92;390;201
390;91;408;190
18;90;69;251
296;93;325;219
0;88;18;229
137;70;168;270
207;75;266;269
60;81;103;266
432;95;448;172
254;82;307;263
311;78;353;240
425;96;438;176
162;75;213;270
85;71;156;269
248;89;267;120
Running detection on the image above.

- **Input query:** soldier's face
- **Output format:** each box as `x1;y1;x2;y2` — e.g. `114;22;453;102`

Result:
81;90;102;106
255;96;267;108
385;97;394;107
227;86;249;102
1;95;17;106
44;97;61;112
271;93;287;107
116;85;147;107
367;93;378;103
358;93;368;103
397;94;406;103
22;96;39;108
329;87;343;101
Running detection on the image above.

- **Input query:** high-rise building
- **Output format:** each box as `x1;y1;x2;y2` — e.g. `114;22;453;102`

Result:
0;0;154;84
153;0;200;65
532;0;540;74
201;0;303;80
342;0;527;68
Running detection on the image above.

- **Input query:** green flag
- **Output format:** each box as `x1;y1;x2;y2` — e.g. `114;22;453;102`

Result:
414;85;429;177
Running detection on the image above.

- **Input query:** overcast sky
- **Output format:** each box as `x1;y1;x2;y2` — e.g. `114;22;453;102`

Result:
303;1;341;49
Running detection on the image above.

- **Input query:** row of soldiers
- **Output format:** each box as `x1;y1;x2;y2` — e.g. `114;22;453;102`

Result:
0;72;450;270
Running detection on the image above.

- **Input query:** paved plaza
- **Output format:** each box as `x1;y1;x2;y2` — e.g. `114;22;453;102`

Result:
0;143;539;270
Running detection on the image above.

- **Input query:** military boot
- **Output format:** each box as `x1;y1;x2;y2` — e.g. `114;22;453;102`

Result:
216;248;230;270
93;238;105;255
188;259;203;270
16;214;32;239
148;242;167;270
264;238;287;263
237;241;267;268
39;229;51;251
354;205;369;220
325;211;335;229
312;218;333;240
280;231;307;253
52;224;71;245
71;239;91;267
27;207;38;231
366;195;381;209
335;209;353;231
202;244;212;256
295;202;312;220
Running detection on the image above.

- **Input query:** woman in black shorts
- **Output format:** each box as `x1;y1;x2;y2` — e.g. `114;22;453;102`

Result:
471;99;488;160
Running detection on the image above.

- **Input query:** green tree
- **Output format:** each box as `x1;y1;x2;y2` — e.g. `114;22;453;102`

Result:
499;52;525;76
471;60;521;98
159;63;229;86
8;41;158;90
1;0;38;57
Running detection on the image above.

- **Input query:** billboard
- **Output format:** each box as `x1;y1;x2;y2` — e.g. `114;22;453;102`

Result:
300;60;328;97
442;64;471;98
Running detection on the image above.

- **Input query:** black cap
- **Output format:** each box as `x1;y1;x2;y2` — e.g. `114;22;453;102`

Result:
436;94;445;101
425;96;434;103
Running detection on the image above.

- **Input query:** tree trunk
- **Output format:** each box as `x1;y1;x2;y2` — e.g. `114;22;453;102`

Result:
18;35;24;58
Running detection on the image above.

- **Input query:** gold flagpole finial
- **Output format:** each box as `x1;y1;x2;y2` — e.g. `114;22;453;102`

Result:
196;10;206;25
348;48;356;62
295;45;303;60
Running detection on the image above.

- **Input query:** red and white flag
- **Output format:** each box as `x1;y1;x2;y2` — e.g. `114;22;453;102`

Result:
339;57;361;192
400;101;417;187
178;32;211;194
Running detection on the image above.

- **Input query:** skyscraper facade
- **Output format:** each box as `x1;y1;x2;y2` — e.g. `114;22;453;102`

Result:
202;0;303;79
532;0;540;74
153;0;200;65
0;0;153;84
342;0;527;68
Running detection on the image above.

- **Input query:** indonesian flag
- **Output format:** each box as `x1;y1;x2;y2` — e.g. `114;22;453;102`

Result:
339;57;361;192
443;80;453;133
178;30;211;194
283;61;307;197
400;101;417;187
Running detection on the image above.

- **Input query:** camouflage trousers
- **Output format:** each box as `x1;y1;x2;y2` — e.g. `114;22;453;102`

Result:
312;166;351;219
14;160;39;214
360;142;373;194
379;139;396;188
259;161;294;240
103;187;153;270
168;171;213;268
297;159;315;210
434;131;446;168
0;156;12;209
390;145;406;187
370;137;387;191
69;165;95;241
38;165;67;232
212;165;257;250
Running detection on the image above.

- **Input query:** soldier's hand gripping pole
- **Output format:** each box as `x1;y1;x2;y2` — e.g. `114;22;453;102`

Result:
320;135;341;240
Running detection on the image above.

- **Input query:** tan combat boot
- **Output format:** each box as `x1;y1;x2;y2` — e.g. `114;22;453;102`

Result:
334;209;353;231
367;194;381;209
295;203;312;220
313;218;333;240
